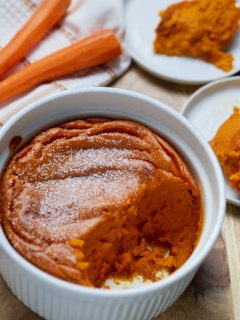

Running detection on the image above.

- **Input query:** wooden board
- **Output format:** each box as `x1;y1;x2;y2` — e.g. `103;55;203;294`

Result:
0;64;238;320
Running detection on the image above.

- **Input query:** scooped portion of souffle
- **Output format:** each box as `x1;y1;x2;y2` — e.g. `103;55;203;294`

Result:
0;118;202;287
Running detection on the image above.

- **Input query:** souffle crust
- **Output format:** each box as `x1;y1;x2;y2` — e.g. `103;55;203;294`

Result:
0;118;202;287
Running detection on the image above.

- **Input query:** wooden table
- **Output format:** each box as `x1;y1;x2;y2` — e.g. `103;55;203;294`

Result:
0;64;239;320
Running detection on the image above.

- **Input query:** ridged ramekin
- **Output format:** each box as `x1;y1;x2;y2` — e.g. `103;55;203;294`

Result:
0;88;225;320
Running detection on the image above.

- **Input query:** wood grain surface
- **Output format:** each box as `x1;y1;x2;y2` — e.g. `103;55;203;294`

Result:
0;64;239;320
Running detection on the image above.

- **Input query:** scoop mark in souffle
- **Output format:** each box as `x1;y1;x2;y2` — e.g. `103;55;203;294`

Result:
0;118;202;288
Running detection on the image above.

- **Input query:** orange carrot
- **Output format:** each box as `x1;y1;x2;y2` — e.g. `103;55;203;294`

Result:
0;0;71;77
0;29;122;104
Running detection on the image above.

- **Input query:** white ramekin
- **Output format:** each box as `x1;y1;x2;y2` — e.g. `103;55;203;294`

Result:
0;88;225;320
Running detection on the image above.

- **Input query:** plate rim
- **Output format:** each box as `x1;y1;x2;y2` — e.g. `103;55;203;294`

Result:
181;76;240;115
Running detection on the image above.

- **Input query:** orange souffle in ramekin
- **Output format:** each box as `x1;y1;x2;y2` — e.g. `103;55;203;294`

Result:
1;118;202;288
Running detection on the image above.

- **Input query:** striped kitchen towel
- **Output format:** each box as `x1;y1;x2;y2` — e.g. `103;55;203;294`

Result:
0;0;131;126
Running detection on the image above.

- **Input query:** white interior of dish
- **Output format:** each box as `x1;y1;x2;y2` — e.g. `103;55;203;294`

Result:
0;88;225;291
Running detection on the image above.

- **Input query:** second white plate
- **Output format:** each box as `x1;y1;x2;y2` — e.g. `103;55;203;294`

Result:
182;77;240;206
125;0;240;85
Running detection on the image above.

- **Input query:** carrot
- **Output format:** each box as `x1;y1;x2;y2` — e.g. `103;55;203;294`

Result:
0;0;71;77
0;29;122;104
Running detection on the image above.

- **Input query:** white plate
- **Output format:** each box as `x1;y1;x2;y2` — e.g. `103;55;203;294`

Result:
182;77;240;206
125;0;240;85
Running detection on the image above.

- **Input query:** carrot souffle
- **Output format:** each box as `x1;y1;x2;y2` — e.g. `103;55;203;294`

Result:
154;0;240;71
0;119;202;288
210;107;240;192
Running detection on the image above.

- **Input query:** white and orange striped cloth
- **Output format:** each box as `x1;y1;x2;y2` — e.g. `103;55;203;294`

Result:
0;0;131;126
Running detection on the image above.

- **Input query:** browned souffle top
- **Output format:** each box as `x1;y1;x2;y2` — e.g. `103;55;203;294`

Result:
0;119;202;287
